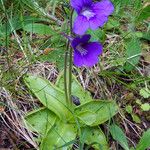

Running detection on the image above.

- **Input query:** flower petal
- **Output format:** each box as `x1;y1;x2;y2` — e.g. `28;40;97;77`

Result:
73;15;89;35
70;0;83;12
81;34;91;43
89;0;114;30
92;0;114;16
82;0;92;7
89;15;108;30
83;55;99;67
82;42;103;67
71;34;91;50
71;37;81;49
74;51;84;67
85;42;103;57
71;0;92;13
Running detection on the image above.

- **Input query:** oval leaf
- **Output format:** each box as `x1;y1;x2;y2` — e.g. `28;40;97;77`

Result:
109;124;129;150
40;121;77;150
23;23;54;35
124;38;141;71
25;108;56;135
23;75;71;120
136;129;150;150
81;127;109;150
75;100;118;126
77;111;97;126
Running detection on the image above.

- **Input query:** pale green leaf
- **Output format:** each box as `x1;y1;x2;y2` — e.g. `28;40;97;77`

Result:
110;124;129;150
74;100;118;126
25;108;56;135
140;88;150;98
81;127;108;150
125;105;133;114
23;23;54;35
23;75;71;120
124;38;141;71
141;103;150;111
40;121;77;150
136;129;150;150
105;18;120;30
77;111;96;126
131;114;141;124
136;99;142;105
0;16;45;36
87;29;106;42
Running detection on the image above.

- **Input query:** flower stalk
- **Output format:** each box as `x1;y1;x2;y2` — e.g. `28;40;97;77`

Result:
68;9;74;107
64;41;69;106
64;9;74;107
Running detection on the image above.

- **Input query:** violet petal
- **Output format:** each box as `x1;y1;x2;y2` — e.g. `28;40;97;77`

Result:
73;15;89;35
84;42;103;58
71;37;81;49
81;34;91;43
89;15;108;30
74;51;84;67
71;0;92;13
92;0;114;16
74;41;103;67
82;42;102;67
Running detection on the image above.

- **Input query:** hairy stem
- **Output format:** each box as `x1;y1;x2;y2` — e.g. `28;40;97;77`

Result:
68;9;74;107
64;41;69;106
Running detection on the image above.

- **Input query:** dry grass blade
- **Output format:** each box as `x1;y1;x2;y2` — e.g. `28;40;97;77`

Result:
0;88;38;149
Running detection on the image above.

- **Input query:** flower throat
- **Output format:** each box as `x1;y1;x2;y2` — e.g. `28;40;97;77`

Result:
76;44;88;56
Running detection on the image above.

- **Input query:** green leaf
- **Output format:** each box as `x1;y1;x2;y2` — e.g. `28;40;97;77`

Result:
125;105;133;114
105;18;120;30
141;103;150;111
87;29;106;43
23;23;54;35
136;99;142;105
137;5;150;21
77;111;97;126
74;100;118;126
56;72;92;105
136;129;150;150
142;32;150;41
0;16;45;37
140;88;150;98
135;32;150;41
131;114;141;124
25;108;56;135
81;127;108;150
40;121;77;150
124;38;141;71
110;124;129;150
23;75;71;120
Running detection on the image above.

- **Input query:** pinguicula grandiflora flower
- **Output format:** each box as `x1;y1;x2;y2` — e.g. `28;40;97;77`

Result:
71;34;103;67
71;0;114;35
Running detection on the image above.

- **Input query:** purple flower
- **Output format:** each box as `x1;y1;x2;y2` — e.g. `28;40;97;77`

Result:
71;34;103;67
71;0;114;35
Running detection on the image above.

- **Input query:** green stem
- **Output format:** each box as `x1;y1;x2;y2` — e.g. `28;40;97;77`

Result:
64;41;69;106
64;9;74;107
68;46;73;106
68;9;74;107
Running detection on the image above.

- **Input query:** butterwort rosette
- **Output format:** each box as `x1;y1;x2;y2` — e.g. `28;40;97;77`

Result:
71;34;103;67
71;0;114;35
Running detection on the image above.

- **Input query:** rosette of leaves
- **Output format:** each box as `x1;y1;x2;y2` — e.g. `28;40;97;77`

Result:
23;73;118;150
